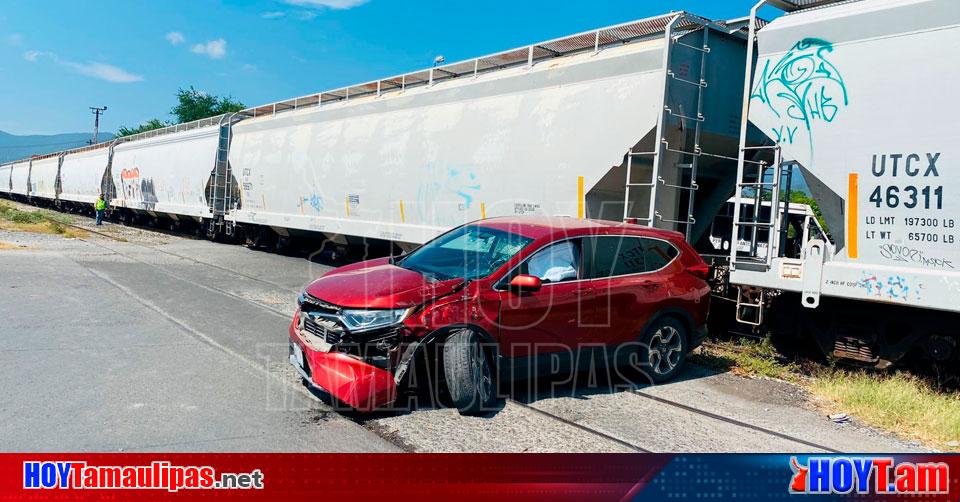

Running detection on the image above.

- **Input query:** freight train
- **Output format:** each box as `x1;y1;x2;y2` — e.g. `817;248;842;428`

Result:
1;0;957;367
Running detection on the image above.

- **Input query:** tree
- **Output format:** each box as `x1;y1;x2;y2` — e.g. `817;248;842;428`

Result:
171;86;245;123
117;118;168;137
758;188;829;234
787;190;829;235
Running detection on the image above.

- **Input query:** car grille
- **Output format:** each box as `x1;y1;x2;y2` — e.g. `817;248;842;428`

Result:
303;315;343;345
300;293;341;316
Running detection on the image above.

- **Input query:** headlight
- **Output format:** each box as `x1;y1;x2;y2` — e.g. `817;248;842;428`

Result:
340;308;412;332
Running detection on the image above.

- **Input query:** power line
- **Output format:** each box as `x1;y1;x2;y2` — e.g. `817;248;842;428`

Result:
90;106;107;144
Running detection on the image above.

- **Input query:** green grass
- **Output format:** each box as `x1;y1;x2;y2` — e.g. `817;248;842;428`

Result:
692;338;801;382
810;370;960;451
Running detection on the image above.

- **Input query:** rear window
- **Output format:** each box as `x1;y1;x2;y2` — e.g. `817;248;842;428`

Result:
644;239;679;271
583;236;678;279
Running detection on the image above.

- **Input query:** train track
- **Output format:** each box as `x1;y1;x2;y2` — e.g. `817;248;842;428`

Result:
627;389;839;452
66;222;301;295
503;399;652;452
65;218;840;454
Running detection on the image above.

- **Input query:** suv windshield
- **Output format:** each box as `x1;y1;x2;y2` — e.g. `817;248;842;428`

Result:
398;225;534;281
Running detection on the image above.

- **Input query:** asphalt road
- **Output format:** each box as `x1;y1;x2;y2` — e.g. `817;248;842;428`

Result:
0;231;395;452
0;212;928;453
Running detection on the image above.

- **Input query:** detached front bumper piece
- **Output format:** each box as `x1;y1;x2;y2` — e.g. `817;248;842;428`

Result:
289;324;397;412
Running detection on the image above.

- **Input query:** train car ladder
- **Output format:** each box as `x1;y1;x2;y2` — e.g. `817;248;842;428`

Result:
208;113;240;236
623;21;710;242
735;287;765;326
731;145;782;269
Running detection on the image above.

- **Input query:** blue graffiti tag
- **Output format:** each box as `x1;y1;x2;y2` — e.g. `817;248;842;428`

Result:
752;38;848;152
856;272;920;302
302;193;323;212
416;165;482;225
449;168;481;208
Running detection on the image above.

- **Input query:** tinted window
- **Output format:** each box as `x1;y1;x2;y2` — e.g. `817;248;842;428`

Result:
583;236;678;278
643;238;679;271
519;239;581;284
583;236;645;278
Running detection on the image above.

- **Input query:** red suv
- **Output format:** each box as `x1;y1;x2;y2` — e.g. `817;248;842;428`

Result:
289;217;711;414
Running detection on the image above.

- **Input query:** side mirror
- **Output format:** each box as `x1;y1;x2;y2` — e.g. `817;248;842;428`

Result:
509;274;542;293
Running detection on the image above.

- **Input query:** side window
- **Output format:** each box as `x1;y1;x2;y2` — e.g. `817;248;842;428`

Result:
520;240;581;284
583;236;646;278
642;238;679;271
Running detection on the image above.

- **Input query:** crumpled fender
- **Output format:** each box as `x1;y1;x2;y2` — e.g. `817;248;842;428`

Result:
290;322;396;412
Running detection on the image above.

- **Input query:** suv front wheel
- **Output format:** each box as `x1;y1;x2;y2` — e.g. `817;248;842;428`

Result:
639;317;688;383
443;329;496;415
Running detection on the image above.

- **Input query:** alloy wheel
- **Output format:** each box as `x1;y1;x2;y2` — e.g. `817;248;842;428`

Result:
647;326;683;376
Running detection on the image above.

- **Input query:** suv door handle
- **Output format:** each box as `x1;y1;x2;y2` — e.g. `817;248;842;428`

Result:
639;281;661;289
574;288;591;296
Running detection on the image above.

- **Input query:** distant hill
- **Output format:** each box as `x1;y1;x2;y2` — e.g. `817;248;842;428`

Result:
0;130;115;164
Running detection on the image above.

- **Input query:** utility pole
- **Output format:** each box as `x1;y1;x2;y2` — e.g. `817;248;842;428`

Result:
89;106;107;144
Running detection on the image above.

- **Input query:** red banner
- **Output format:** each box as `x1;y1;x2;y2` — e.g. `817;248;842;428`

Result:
2;453;670;501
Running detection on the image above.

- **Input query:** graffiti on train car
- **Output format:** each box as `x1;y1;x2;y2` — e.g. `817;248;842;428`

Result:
751;38;849;154
416;165;482;225
855;272;921;303
302;192;324;213
878;243;954;270
120;167;159;210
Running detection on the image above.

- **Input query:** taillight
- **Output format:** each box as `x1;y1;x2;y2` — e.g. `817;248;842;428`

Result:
686;263;711;280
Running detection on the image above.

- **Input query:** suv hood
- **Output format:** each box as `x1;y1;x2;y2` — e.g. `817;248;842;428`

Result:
305;259;464;309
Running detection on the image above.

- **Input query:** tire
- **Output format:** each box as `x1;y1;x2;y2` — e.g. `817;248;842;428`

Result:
442;329;495;415
639;316;688;383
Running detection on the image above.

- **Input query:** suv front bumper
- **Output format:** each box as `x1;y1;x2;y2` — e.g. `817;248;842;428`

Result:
289;320;397;411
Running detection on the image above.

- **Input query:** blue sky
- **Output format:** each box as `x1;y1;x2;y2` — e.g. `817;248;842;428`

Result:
0;0;774;135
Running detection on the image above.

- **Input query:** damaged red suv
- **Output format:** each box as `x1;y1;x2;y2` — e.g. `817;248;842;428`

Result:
289;217;710;414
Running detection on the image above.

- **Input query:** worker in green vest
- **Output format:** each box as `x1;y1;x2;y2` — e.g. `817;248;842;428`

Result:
95;194;106;226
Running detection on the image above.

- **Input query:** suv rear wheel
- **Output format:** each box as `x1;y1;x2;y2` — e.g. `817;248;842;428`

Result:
442;329;495;415
639;317;688;383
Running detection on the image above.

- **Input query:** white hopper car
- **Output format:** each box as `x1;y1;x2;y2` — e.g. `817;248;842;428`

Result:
725;0;960;367
1;0;957;366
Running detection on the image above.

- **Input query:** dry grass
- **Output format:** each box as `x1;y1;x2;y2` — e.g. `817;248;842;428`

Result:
698;337;960;451
811;370;960;451
0;241;26;250
0;201;87;239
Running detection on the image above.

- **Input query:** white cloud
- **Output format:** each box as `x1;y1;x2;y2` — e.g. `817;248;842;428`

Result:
23;49;141;82
63;61;143;83
23;49;48;62
283;0;369;9
261;11;285;19
296;10;317;20
241;63;257;71
191;38;227;59
165;31;185;45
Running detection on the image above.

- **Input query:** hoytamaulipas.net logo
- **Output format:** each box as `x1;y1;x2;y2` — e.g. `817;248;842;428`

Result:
23;461;264;492
789;456;949;495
